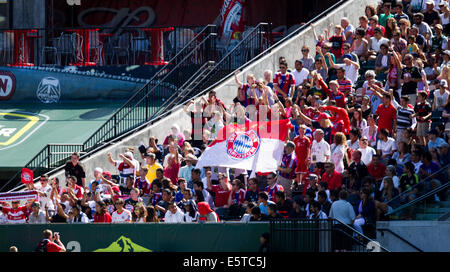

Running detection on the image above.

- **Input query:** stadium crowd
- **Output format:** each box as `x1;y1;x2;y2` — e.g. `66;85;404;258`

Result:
1;0;449;238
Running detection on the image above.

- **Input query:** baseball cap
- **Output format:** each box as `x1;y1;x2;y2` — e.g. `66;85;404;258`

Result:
343;54;353;60
102;171;112;180
31;202;40;208
440;79;448;87
425;0;434;5
184;154;198;162
440;1;448;7
318;113;329;121
443;50;450;55
94;167;103;173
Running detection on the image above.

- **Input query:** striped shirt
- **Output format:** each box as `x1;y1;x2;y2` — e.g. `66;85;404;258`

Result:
279;152;297;180
338;78;352;94
396;106;414;130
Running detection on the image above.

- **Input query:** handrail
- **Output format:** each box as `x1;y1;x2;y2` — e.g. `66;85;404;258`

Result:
386;181;450;216
385;164;450;208
376;228;423;252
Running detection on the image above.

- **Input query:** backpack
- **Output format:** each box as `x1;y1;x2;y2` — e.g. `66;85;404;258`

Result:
35;239;48;252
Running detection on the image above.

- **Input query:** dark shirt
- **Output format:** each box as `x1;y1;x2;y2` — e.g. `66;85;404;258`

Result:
320;200;332;216
245;189;259;204
64;161;86;187
347;161;370;184
401;66;422;95
276;199;293;218
424;10;440;26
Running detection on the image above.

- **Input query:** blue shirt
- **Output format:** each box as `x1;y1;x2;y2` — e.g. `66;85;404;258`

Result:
259;201;275;215
428;137;445;151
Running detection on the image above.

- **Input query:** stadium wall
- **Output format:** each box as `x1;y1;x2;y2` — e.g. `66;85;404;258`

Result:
0;222;269;252
376;221;450;252
36;0;378;183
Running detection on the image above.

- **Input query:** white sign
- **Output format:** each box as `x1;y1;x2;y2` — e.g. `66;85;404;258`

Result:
36;77;61;104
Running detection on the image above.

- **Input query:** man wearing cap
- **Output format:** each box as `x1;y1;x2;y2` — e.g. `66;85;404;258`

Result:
28;202;47;224
433;79;449;111
429;24;447;54
277;141;297;198
178;154;197;186
424;1;441;26
293;124;311;183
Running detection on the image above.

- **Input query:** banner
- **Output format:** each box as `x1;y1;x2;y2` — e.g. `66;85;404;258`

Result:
219;0;246;42
0;190;38;202
21;168;33;184
196;119;290;173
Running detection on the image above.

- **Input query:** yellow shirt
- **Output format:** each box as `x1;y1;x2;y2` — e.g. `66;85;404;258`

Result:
144;162;163;184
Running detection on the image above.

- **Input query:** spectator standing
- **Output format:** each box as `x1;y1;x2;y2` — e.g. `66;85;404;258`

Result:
412;91;433;145
310;129;331;165
375;94;397;135
164;142;181;185
330;132;348;174
293;124;311;182
184;99;206;148
395;95;416;143
277;141;297;198
64;152;86;188
28;202;47;224
300;45;315;71
273;60;296;103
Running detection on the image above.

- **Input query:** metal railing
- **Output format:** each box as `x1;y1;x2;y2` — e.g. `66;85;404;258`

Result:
377;228;423;252
384;164;450;213
269;218;390;252
0;25;210;67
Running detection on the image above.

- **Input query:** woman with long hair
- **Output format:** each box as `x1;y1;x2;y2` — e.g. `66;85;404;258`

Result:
440;2;450;36
365;4;377;18
384;17;398;40
132;203;147;223
351;27;369;61
392;141;411;173
398;19;410;39
146;205;160;223
375;177;400;220
361;95;372;119
162;178;178;195
330;132;348;173
93;201;112;223
350;108;367;133
183;200;199;222
362;114;378;148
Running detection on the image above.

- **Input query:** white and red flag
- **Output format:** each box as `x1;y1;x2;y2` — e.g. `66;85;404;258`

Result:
196;119;290;173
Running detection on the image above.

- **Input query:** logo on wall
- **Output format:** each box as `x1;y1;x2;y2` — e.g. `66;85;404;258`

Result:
78;7;156;30
94;236;152;252
0;71;16;101
226;130;260;160
36;77;61;103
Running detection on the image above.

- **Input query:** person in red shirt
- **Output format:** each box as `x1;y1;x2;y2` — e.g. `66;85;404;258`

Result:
66;176;84;200
320;105;351;136
375;94;397;134
294;124;311;183
39;229;66;252
0;199;34;224
317;76;346;108
93;201;112;223
273;60;296;102
321;162;343;191
207;173;232;208
367;154;387;182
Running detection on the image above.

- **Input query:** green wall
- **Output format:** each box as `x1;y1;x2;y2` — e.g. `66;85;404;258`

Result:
0;222;269;252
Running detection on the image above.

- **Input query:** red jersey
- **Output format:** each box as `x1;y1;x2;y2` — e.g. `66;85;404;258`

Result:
72;184;84;199
273;71;295;97
2;206;28;224
319;79;346;108
134;177;151;196
321;170;343;191
265;183;284;202
376;103;397;134
211;184;231;208
323;106;351;135
94;212;112;223
293;136;311;161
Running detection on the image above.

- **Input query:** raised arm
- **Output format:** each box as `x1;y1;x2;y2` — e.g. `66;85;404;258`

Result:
234;70;244;87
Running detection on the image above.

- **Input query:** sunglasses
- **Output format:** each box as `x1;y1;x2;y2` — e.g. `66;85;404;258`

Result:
279;66;287;69
301;49;308;52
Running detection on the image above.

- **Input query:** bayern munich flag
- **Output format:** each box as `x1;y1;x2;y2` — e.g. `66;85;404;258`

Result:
196;119;290;172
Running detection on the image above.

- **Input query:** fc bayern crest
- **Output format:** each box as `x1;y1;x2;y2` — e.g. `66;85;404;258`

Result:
22;172;31;182
226;130;260;160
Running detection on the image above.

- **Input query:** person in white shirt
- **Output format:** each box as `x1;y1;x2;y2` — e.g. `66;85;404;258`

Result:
34;175;56;217
358;136;377;165
292;60;310;93
433;79;450;111
346;129;361;150
310;129;330;164
164;202;185;223
377;128;397;162
332;55;360;84
112;198;132;223
204;111;225;140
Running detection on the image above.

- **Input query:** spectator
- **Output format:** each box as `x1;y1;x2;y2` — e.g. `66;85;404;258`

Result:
367;17;386;40
351;28;369;61
146;205;160;223
124;188;143;213
423;1;440;26
164;201;185;223
250;206;268;222
258;191;275;216
331;55;360;86
309;201;328;219
433;80;450;112
317;190;332;216
164;142;181;185
292;60;310;91
375;177;400;220
143;153;163;184
107;151;138;185
341;17;356;44
439;1;450;35
267;203;282;219
377;128;397;162
351;108;368;133
111;198;132;223
119;176;135;196
418;151;441;180
348;150;370;183
33;174;56;217
64;152;86;188
198;201;219;222
300;45;315;71
347;128;361;150
392;142;412;171
321;162;343;191
240;202;256;222
245;178;260;205
391;30;407;53
412;91;433;145
134;167;151;200
326;24;346;59
67;204;89;224
184;99;206;148
358;136;377;165
353;188;377;234
277;141;297;198
178;154;196;186
207;172;231;210
273;60;296;103
412;12;433;37
359;15;370;32
28;202;47;224
330;132;348;173
310;129;331;165
428;129;446;152
379;165;401;190
93;201;112;223
394;3;410;23
274;191;293;218
132;203;148;223
398;162;420;197
265;172;284;202
367;154;387;182
398;18;411;39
